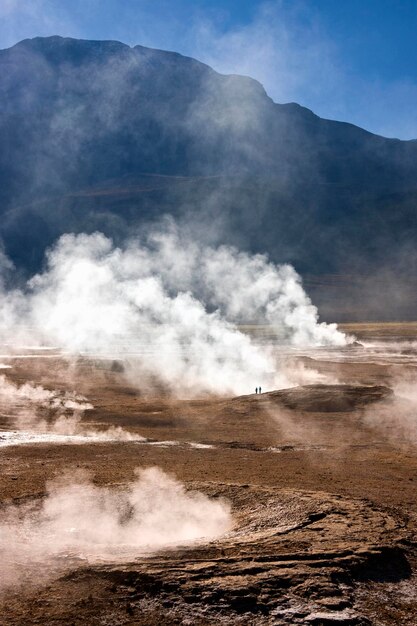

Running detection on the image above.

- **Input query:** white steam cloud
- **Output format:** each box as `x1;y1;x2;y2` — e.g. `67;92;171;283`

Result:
0;466;232;591
0;374;141;442
0;374;92;410
0;226;347;396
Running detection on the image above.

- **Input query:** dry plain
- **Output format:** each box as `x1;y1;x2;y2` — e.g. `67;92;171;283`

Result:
0;323;416;625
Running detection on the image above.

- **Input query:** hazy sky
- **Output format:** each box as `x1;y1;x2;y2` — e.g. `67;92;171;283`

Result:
1;0;417;139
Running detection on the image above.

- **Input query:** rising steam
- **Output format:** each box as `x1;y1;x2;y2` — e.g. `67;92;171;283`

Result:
0;374;141;441
0;225;347;395
0;467;232;591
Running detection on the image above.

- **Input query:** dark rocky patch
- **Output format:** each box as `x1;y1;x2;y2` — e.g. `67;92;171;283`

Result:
265;384;393;412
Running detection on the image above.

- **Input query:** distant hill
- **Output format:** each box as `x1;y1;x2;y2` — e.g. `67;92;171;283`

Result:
1;36;417;320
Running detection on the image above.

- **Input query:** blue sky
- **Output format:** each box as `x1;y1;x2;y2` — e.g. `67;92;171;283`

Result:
1;0;417;139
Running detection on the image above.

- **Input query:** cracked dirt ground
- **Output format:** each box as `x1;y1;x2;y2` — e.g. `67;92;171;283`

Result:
0;323;416;625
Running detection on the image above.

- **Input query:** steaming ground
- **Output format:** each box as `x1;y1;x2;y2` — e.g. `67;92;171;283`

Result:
0;323;416;625
0;228;348;397
0;467;232;594
0;372;147;445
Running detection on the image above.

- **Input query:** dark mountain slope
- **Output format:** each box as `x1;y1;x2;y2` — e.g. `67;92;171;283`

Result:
1;36;417;320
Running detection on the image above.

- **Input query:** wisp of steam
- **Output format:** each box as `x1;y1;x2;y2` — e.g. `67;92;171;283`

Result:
0;374;143;443
0;225;347;395
0;467;232;591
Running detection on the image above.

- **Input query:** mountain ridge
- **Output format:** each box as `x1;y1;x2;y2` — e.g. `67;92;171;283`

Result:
4;35;412;142
1;36;417;320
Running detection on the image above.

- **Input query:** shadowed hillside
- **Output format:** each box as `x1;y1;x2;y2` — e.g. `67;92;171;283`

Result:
1;36;417;320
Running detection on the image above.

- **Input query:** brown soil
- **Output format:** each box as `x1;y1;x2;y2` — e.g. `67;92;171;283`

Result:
0;324;416;625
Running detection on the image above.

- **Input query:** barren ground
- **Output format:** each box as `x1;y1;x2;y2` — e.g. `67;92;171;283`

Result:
0;323;416;625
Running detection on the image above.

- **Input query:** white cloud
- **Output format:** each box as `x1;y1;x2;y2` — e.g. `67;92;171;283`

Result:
0;226;347;397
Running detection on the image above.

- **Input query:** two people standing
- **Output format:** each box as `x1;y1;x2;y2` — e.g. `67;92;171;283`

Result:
255;387;262;394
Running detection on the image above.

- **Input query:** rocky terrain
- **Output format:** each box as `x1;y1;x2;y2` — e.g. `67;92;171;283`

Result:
0;323;416;624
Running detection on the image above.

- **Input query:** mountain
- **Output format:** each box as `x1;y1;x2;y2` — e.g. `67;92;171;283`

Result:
1;35;417;320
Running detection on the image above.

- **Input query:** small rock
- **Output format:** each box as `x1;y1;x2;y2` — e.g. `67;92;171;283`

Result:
316;597;352;610
306;610;369;625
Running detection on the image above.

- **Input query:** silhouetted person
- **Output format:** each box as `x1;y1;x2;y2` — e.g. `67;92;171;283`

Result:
259;386;262;394
255;387;258;394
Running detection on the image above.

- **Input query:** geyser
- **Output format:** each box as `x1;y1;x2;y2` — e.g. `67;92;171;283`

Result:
0;225;348;396
0;467;232;591
0;374;142;441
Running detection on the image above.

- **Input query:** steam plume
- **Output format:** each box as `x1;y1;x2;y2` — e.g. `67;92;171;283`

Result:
0;467;232;591
0;226;347;395
0;374;140;441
